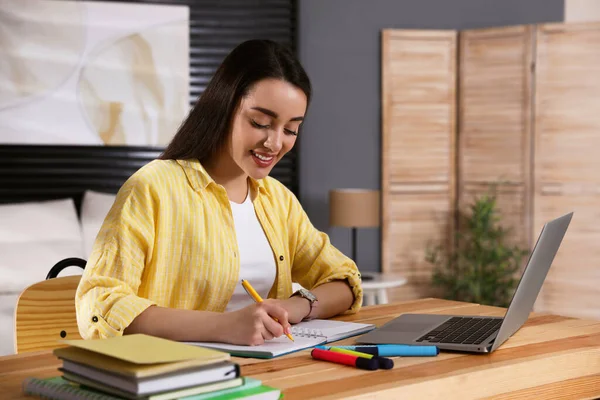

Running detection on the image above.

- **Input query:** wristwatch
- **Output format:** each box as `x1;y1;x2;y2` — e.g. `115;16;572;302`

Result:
292;288;319;320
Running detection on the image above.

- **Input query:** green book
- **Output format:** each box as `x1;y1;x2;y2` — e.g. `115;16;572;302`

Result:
191;384;282;400
177;377;261;399
22;376;276;400
23;376;123;400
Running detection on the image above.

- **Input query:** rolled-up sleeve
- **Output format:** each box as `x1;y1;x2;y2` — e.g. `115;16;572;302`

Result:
287;192;363;314
76;249;156;339
75;176;157;339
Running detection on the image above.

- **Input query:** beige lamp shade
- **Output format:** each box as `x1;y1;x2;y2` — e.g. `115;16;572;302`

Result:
329;189;380;228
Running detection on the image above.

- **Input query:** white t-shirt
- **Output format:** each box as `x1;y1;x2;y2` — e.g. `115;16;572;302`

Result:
225;191;277;312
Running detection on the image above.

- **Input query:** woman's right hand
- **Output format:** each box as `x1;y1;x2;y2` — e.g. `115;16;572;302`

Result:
218;300;292;346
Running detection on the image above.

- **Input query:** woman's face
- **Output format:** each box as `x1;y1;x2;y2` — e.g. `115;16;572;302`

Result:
226;78;307;181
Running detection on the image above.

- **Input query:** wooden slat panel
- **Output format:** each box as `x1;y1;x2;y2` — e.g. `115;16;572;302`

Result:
534;21;600;319
532;192;600;320
386;191;453;302
381;29;457;301
458;26;534;250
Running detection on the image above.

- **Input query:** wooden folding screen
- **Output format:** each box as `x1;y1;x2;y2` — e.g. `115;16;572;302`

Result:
381;30;457;302
382;22;600;319
533;22;600;320
458;26;534;250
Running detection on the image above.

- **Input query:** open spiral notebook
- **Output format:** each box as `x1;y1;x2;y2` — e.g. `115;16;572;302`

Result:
187;319;375;359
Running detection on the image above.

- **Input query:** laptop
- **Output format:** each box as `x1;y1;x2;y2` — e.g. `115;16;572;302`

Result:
357;212;573;353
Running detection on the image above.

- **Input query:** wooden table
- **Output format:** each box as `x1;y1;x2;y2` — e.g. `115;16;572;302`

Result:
2;298;600;399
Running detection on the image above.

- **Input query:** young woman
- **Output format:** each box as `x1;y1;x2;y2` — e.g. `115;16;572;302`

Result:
75;39;363;346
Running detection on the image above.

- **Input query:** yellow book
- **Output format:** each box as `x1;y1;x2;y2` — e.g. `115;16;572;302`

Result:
53;334;230;379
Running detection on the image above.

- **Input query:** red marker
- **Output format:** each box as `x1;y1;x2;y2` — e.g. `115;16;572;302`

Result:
311;348;378;370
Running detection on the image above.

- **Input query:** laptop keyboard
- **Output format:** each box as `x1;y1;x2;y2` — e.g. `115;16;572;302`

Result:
416;316;503;345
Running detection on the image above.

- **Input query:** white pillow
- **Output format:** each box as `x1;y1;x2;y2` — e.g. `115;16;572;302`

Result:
0;198;84;293
81;190;117;257
0;293;20;356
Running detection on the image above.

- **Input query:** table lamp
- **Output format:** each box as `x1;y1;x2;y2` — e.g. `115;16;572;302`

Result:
329;189;380;261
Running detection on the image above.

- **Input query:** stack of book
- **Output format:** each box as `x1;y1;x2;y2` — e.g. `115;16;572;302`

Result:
22;334;281;400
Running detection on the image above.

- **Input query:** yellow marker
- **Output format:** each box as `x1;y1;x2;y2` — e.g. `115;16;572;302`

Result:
330;347;375;359
241;279;294;342
330;347;394;369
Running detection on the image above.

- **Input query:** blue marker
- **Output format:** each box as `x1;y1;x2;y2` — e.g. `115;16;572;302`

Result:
315;344;438;357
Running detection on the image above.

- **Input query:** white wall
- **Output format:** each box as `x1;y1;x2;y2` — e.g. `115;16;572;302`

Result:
565;0;600;22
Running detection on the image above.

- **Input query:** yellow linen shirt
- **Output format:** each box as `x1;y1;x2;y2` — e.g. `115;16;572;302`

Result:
75;159;363;339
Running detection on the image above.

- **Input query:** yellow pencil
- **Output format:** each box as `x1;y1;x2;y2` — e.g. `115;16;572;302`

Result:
241;279;294;342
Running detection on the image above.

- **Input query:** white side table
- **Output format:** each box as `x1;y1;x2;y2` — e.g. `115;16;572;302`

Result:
361;272;407;306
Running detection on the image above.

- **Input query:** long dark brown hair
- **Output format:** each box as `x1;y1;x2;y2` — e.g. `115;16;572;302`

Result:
160;39;311;162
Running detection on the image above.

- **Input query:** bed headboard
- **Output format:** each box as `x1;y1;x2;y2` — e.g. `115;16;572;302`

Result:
0;144;298;214
0;145;162;214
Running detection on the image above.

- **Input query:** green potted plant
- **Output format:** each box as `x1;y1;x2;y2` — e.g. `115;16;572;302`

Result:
425;189;528;307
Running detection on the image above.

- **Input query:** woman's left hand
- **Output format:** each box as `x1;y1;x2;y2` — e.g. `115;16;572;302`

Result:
271;296;310;324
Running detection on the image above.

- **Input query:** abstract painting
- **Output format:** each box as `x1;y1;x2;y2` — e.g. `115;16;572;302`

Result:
0;0;189;146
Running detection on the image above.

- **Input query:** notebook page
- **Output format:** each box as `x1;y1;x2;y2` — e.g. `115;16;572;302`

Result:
188;334;325;358
292;319;375;342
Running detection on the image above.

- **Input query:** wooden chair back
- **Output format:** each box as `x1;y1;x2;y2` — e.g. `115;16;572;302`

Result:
15;275;82;353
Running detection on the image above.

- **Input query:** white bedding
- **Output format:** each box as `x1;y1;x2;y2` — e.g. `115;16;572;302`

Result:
0;191;116;356
0;294;19;356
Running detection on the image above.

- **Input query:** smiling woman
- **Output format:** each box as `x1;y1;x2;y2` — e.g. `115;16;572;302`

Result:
206;79;306;203
75;40;364;347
